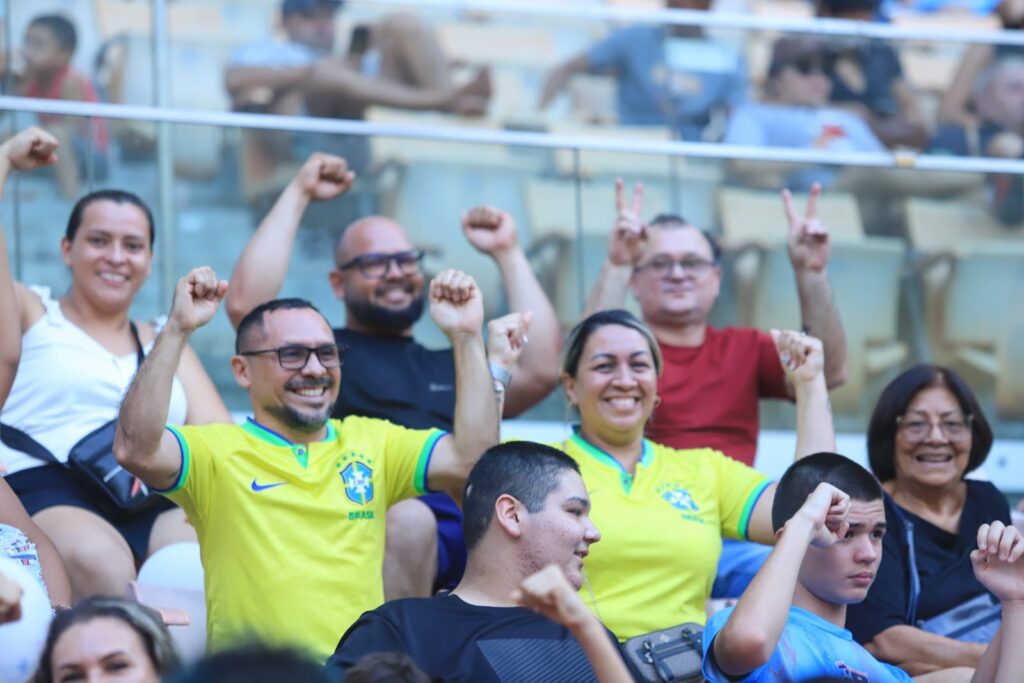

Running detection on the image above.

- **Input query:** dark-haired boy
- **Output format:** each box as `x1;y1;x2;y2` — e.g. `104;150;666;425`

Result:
703;452;1024;682
325;441;621;683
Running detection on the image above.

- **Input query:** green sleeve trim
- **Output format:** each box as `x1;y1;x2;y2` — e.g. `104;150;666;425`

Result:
737;479;772;541
153;425;190;494
414;429;446;495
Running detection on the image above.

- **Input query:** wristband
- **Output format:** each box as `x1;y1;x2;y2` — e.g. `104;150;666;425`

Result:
489;361;512;388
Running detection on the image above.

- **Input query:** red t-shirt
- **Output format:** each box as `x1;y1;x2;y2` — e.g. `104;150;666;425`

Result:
24;66;108;152
645;326;789;466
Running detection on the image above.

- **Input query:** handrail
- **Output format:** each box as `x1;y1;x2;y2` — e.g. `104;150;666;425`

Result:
3;95;1024;174
349;0;1024;46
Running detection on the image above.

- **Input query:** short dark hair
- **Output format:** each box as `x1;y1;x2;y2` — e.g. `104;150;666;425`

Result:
561;309;663;378
35;597;179;683
65;189;155;245
771;452;883;533
345;652;431;683
648;213;722;263
867;365;993;482
235;298;329;353
168;645;328;683
29;14;77;53
462;442;581;553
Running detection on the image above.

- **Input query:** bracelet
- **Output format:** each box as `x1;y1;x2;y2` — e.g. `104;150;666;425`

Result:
489;361;512;388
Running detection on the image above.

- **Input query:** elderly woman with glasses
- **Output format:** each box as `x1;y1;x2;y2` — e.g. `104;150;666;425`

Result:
846;365;1011;675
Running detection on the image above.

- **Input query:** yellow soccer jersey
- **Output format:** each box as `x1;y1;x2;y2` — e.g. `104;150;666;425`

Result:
160;416;445;660
555;432;771;640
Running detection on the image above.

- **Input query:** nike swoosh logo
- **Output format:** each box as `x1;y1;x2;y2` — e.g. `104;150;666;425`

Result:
250;479;288;492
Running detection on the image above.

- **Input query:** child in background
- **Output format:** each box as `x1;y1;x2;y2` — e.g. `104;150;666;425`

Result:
21;14;108;197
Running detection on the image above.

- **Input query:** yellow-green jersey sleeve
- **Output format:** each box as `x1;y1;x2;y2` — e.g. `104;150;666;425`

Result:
705;448;772;541
157;424;216;526
377;419;446;505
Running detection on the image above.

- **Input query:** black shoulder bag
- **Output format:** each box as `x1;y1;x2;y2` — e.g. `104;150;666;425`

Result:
1;322;161;514
621;622;704;683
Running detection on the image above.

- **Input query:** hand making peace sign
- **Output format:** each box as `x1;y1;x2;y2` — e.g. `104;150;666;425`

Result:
608;177;648;267
782;182;830;274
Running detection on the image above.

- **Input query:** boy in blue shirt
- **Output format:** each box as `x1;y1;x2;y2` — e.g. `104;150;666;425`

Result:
703;452;1024;682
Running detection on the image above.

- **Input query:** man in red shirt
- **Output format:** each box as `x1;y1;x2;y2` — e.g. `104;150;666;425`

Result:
583;180;848;596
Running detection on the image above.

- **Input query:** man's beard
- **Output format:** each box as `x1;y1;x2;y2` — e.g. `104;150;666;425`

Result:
266;378;336;433
346;289;426;334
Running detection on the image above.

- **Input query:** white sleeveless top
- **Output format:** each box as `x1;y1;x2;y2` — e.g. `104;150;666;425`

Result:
0;286;188;476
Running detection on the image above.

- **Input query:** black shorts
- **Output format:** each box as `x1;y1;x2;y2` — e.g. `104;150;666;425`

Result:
5;464;176;562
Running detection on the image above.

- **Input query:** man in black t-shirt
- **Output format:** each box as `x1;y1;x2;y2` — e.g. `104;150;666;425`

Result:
325;442;616;683
225;153;563;598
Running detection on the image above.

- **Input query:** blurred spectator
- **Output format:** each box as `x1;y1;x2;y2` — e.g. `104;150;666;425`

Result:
344;653;430;683
724;37;886;189
17;14;108;198
225;0;490;189
33;596;180;683
169;645;330;683
539;0;746;140
929;57;1024;224
846;365;1012;674
326;442;620;682
939;0;1024;127
225;157;561;601
815;0;929;148
0;128;230;600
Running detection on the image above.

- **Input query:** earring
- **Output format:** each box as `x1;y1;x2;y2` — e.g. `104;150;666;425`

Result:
653;396;662;409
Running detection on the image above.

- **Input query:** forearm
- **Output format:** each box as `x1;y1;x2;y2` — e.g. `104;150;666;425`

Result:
571;619;632;683
0;162;21;403
306;61;450;111
793;373;834;457
114;324;189;482
449;332;499;496
868;626;986;675
583;260;632;317
224;66;308;97
716;517;814;674
794;269;847;389
982;602;1024;683
226;182;309;327
495;248;562;415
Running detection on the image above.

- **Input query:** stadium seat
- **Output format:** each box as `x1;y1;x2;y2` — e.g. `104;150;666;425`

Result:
717;188;907;413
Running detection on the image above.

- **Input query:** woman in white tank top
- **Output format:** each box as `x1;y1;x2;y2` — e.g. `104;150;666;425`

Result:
0;128;231;600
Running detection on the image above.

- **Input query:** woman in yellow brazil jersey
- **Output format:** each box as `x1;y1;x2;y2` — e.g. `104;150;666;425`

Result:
549;309;835;640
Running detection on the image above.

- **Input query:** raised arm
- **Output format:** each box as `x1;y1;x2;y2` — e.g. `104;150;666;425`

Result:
462;206;561;415
225;153;354;328
539;54;589;109
485;311;532;419
422;270;499;501
711;483;850;678
746;331;834;545
0;127;59;406
782;184;848;392
114;267;228;489
964;522;1024;683
513;565;632;683
583;178;648;317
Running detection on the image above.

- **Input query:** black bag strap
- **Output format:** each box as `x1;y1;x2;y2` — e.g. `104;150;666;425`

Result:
1;322;143;465
1;422;59;464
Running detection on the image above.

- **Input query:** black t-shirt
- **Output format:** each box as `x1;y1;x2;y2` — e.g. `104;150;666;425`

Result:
325;594;614;683
827;41;903;116
332;328;455;430
847;480;1011;644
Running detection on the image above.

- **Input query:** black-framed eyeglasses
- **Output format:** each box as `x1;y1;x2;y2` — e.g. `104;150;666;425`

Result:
896;414;973;443
636;256;717;279
337;250;425;279
239;344;344;370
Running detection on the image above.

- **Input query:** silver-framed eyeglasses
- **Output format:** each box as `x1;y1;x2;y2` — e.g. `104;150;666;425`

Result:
239;344;344;370
337;250;425;279
896;414;973;443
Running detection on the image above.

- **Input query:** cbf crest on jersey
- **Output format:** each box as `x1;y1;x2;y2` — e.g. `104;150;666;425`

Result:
658;483;698;512
341;462;374;505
